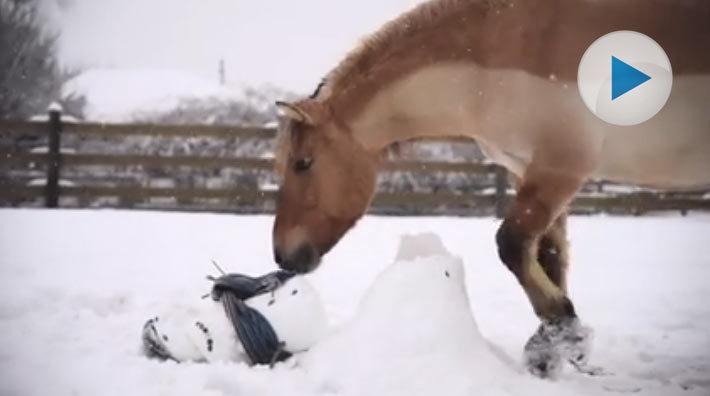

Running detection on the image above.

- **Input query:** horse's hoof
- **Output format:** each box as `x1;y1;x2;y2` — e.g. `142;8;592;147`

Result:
524;342;563;378
524;317;594;378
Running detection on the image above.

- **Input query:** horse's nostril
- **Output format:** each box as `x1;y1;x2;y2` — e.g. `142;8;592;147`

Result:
273;248;283;265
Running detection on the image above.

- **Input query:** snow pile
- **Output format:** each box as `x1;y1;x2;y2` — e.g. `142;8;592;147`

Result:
303;233;510;395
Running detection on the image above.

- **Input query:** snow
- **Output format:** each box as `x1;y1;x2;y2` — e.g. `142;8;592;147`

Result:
28;147;77;154
0;209;709;396
597;184;645;194
25;178;77;187
259;182;279;192
29;113;81;123
64;69;247;122
48;102;63;113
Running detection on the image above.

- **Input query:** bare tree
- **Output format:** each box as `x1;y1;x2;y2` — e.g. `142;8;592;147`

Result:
0;0;84;119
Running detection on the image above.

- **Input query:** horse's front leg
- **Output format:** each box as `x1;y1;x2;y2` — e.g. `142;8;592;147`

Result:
534;212;597;374
496;170;591;378
538;213;571;293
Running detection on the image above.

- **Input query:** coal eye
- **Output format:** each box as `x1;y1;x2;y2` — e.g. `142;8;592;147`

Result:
293;157;313;173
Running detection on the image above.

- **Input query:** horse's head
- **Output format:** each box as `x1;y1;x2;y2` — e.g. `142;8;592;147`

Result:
272;100;378;273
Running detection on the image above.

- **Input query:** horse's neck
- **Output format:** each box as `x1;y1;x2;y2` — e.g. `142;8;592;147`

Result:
337;64;485;153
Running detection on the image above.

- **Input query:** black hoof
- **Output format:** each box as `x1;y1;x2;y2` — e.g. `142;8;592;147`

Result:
524;317;593;378
525;345;563;378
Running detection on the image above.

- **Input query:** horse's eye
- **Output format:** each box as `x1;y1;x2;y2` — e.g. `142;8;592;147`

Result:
293;157;313;173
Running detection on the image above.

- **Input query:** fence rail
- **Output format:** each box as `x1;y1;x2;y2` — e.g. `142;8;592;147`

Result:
64;122;276;139
1;111;708;216
0;151;497;173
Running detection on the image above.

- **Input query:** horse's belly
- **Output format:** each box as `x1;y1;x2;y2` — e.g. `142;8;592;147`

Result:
593;75;710;189
477;70;710;189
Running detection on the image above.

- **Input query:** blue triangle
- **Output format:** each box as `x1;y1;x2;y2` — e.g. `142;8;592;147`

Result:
612;56;651;100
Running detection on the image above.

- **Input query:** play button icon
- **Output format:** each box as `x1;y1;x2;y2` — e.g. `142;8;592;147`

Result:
611;56;651;100
578;31;673;126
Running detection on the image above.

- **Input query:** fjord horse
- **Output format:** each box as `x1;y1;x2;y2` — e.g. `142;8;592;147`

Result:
271;0;710;377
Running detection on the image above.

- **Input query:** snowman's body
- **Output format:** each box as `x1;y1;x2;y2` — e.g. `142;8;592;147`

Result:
301;234;512;395
143;276;327;364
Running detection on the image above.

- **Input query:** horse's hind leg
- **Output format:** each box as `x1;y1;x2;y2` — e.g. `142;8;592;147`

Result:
496;171;591;378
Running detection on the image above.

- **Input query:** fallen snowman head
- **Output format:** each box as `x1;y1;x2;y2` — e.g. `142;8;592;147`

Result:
142;269;328;366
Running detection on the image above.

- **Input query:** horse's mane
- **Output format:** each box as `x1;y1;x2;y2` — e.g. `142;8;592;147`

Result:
317;0;493;101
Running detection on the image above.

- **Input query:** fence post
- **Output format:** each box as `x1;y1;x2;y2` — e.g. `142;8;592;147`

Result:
45;105;62;208
494;166;508;218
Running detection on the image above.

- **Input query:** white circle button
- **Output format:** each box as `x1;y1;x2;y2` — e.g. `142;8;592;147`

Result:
578;31;673;126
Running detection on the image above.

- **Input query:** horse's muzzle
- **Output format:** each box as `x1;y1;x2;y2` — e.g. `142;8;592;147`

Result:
274;243;320;274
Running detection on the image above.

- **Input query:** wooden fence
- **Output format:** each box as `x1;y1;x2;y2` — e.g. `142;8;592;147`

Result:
1;110;708;216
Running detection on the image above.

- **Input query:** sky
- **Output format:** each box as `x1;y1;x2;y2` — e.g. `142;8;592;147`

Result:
41;0;427;94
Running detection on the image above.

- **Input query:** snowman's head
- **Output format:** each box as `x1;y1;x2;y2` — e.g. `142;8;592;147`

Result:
245;276;328;353
355;233;469;326
142;315;204;362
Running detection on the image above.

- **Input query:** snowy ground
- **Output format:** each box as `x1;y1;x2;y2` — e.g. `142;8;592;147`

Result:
0;209;709;396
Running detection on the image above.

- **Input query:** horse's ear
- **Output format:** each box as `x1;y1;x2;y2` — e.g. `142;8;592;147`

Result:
276;101;314;125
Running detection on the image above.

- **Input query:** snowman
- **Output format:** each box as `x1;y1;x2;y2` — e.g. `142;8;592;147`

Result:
142;233;595;385
142;269;328;366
